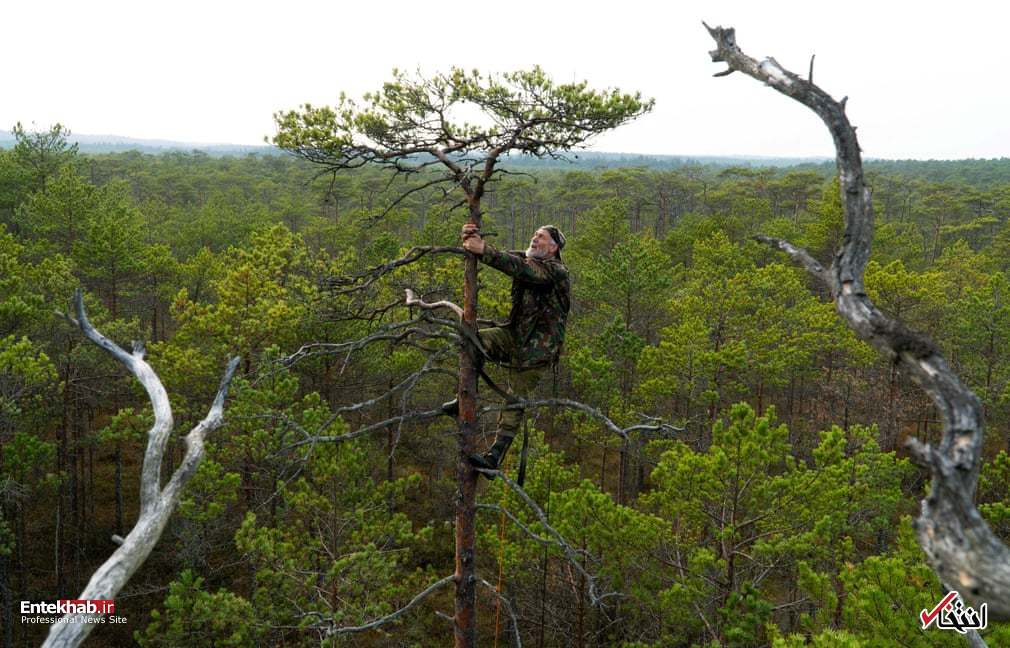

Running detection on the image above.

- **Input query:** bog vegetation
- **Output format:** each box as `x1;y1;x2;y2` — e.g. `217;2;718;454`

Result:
2;124;1010;646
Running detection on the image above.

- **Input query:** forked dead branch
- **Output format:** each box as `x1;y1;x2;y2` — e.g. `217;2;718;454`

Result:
705;22;1010;621
44;292;240;648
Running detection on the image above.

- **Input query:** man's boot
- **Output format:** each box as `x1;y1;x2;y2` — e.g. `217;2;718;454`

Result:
468;434;514;477
440;398;459;418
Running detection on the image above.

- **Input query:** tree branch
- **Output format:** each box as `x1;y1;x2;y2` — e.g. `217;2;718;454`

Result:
320;574;455;636
45;291;240;647
284;407;446;449
405;288;463;319
283;318;457;368
326;245;466;295
481;398;683;442
706;22;1010;618
478;469;615;606
477;503;591;558
478;578;522;648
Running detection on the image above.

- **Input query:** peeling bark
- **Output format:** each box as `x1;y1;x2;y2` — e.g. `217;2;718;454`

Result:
705;22;1010;622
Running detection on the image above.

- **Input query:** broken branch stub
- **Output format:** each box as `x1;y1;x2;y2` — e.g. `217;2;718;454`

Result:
705;22;1010;618
44;291;240;648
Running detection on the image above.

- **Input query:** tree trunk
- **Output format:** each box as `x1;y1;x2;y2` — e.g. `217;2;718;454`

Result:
1;551;10;648
115;444;124;536
454;205;481;648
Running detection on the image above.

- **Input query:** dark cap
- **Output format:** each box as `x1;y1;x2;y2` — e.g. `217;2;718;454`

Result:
540;225;566;259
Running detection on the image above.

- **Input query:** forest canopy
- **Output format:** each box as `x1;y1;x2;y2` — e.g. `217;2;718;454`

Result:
2;114;1010;645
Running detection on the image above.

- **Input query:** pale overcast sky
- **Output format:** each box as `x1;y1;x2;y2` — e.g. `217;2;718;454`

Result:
5;1;1009;160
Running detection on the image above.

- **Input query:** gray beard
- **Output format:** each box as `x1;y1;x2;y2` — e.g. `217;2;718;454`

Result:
526;246;549;259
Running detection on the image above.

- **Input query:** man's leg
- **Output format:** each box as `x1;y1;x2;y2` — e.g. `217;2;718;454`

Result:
441;327;513;417
470;364;544;474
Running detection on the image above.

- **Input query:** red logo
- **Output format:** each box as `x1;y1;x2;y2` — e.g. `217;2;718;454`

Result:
920;591;987;634
59;600;115;615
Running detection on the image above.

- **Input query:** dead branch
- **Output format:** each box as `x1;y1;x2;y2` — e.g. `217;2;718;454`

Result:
476;503;593;560
405;288;464;319
479;469;615;606
45;291;240;647
278;391;684;455
478;578;522;648
319;574;455;636
327;245;465;295
706;22;1010;619
283;319;457;367
283;407;446;449
482;398;684;442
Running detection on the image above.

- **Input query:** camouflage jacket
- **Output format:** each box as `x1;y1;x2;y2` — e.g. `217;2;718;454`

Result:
480;244;571;367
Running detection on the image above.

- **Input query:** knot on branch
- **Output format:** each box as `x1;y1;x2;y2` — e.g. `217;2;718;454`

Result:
872;318;939;361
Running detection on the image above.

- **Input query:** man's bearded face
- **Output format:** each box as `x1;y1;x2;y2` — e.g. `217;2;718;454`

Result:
526;228;558;259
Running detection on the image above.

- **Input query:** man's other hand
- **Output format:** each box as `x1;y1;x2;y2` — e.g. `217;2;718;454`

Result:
461;224;485;255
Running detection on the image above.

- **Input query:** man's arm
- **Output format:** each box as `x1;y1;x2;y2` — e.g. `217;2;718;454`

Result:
461;224;565;285
479;244;565;285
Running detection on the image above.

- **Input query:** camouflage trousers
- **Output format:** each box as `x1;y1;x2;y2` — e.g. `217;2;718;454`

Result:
478;326;546;439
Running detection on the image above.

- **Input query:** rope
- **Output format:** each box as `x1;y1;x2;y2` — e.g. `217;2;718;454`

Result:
493;452;511;647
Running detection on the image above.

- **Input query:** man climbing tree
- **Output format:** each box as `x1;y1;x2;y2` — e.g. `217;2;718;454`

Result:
273;67;651;647
442;222;571;473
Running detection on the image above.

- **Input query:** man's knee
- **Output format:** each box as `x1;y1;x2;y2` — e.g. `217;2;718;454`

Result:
497;406;524;437
478;327;515;364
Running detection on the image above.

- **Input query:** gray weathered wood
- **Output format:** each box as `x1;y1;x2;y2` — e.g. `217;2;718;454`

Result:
44;291;239;647
705;22;1010;624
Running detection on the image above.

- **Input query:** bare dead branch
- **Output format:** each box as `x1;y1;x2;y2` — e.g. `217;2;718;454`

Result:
283;319;457;367
405;288;463;319
283;389;683;453
375;173;458;220
478;578;522;648
327;245;466;295
479;469;615;606
966;628;989;648
706;22;1010;618
295;347;454;442
753;235;829;285
476;503;592;559
284;407;446;449
321;574;455;636
45;291;240;647
482;398;683;442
